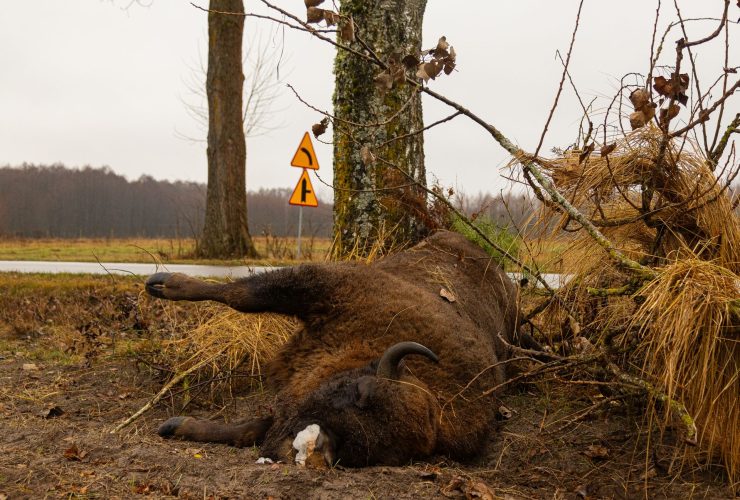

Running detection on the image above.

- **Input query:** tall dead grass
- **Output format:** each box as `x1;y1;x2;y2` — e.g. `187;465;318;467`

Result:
531;126;740;484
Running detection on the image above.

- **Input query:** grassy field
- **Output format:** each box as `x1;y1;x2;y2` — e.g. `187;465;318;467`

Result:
0;236;333;265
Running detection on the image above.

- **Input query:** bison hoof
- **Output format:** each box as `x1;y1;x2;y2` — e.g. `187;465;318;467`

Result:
158;416;191;438
146;273;175;299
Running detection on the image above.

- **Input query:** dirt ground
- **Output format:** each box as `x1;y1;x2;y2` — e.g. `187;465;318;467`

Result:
0;274;734;499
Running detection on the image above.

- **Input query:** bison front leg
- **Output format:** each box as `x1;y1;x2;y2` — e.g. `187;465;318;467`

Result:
146;266;341;318
158;415;273;448
146;273;228;302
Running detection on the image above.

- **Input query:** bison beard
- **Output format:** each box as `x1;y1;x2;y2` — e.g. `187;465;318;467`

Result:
146;230;519;467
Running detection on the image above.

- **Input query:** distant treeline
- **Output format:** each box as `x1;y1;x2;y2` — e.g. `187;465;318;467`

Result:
0;164;333;238
0;164;539;239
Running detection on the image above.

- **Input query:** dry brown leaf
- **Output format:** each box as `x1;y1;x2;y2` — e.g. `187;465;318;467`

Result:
416;63;431;82
374;72;393;92
629;88;650;110
466;480;496;500
653;73;689;105
323;10;340;27
402;54;419;69
440;288;456;302
660;103;680;125
63;444;87;461
424;61;443;80
578;143;595;164
306;7;324;23
22;363;38;371
583;444;609;459
630;111;648;130
304;0;324;7
41;405;65;419
497;404;512;419
312;117;329;138
432;36;449;57
339;16;355;43
360;145;375;166
600;143;616;156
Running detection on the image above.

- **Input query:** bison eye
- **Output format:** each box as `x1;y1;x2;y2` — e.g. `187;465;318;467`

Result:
354;376;377;409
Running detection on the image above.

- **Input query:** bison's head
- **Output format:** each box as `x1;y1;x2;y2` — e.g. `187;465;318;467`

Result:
276;342;441;467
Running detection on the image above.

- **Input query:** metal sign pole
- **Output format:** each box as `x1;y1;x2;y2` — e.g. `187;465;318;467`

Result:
296;206;303;259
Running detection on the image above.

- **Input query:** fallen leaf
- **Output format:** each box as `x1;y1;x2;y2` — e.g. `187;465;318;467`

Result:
640;467;657;480
441;476;466;497
41;405;65;419
63;444;87;461
467;480;496;500
497;404;512;420
22;363;39;371
440;288;456;302
312;117;329;138
584;444;609;459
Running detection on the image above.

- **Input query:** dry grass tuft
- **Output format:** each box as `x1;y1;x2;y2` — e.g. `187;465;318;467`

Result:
632;258;740;481
528;126;740;484
157;303;298;399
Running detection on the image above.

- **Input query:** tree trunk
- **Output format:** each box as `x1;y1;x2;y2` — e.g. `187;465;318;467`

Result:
198;0;258;258
333;0;428;257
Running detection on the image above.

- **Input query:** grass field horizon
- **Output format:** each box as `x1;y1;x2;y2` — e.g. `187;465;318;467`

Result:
0;236;333;265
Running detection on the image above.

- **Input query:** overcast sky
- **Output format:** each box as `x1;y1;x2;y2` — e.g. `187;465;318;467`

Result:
1;1;736;201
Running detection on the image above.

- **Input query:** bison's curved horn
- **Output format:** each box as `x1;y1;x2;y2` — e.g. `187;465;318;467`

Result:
376;341;439;380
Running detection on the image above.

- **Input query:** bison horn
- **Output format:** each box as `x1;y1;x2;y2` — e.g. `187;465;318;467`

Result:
376;341;438;380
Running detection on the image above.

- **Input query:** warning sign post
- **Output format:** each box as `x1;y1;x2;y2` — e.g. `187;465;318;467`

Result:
289;132;321;258
289;169;318;207
290;132;320;170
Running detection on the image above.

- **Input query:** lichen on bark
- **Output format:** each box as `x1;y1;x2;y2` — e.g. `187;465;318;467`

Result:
332;0;428;257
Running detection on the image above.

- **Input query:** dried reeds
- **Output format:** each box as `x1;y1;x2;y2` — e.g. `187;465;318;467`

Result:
632;258;739;481
530;126;740;484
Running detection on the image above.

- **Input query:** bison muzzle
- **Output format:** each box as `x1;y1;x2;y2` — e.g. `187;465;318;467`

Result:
145;230;519;467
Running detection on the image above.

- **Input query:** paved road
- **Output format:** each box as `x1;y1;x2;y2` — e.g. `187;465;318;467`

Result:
0;261;272;279
0;261;567;288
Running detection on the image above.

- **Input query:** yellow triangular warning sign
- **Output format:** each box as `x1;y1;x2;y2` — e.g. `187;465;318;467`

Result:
290;132;320;170
289;169;319;207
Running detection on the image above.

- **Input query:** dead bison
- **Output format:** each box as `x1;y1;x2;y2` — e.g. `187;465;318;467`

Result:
146;230;519;467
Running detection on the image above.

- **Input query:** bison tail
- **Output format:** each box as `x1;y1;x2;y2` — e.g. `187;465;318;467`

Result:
158;416;273;448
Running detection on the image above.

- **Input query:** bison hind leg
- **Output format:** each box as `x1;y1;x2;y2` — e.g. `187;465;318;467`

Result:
158;416;273;448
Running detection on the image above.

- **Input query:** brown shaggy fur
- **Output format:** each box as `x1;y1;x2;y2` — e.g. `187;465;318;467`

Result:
147;230;519;467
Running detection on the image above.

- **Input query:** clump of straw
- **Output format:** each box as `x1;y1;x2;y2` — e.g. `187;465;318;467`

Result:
159;304;297;398
527;126;740;483
632;258;739;481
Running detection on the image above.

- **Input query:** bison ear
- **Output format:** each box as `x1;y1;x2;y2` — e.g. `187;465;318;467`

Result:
355;376;377;409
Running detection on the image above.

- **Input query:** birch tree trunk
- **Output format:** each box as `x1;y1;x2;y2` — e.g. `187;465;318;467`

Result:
198;0;258;258
333;0;427;257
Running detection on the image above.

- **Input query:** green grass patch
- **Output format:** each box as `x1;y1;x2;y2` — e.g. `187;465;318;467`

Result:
450;215;520;268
